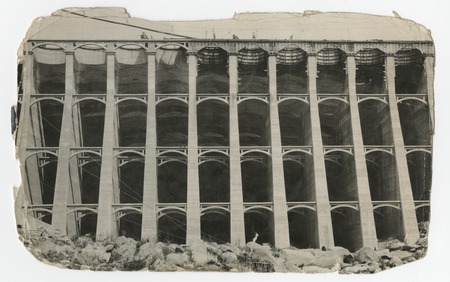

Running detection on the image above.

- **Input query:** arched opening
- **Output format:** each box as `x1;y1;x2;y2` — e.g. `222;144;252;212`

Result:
277;47;307;93
158;212;186;244
407;151;432;201
117;153;144;203
74;45;106;94
355;48;386;94
241;153;271;202
201;212;230;244
325;152;358;201
416;206;430;223
79;213;98;236
118;213;142;241
395;48;426;94
70;152;101;204
199;157;229;202
117;100;147;147
197;47;229;93
156;45;188;94
25;153;58;224
283;154;315;202
358;99;393;145
33;45;65;94
373;207;404;241
158;158;187;203
319;99;352;145
68;151;101;236
197;99;229;146
366;151;399;201
75;100;105;147
317;48;347;94
115;45;148;94
244;210;274;245
29;99;63;147
398;99;431;145
238;99;270;146
156;99;188;146
288;209;318;249
331;208;362;252
278;99;311;146
238;46;268;93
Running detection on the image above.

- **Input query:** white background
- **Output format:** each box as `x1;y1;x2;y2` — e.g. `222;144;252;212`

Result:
1;1;449;281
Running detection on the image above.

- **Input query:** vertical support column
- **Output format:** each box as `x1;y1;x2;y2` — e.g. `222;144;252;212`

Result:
424;55;435;135
346;55;378;248
51;47;76;235
385;55;420;244
96;46;117;241
229;53;246;245
142;51;158;241
308;54;334;248
17;45;40;228
186;52;201;243
268;54;290;248
21;47;42;206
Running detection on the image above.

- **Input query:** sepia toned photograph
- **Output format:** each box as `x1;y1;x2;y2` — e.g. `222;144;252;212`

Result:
2;0;449;281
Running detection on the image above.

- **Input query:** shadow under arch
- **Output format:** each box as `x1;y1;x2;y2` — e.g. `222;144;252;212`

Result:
158;212;186;244
197;99;229;146
201;211;230;244
244;209;274;245
395;47;426;94
115;45;148;94
116;99;147;147
156;44;188;94
398;98;431;146
316;47;347;94
358;98;392;145
288;208;318;249
373;206;404;241
238;45;268;94
318;98;352;145
74;44;107;94
197;46;229;94
355;48;386;94
33;44;66;94
156;98;188;146
278;98;311;146
331;207;362;252
277;46;308;94
29;98;63;147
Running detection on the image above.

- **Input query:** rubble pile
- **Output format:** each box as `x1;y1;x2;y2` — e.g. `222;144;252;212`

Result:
19;222;428;273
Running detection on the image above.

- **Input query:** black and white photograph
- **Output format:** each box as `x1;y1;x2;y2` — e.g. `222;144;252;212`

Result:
1;0;449;281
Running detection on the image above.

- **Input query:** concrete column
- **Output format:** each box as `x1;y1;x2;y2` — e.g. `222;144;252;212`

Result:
18;45;39;212
142;51;158;241
385;55;420;244
51;48;76;235
346;55;378;248
96;47;117;241
228;53;246;245
424;55;435;135
186;53;201;243
268;54;290;248
307;55;334;248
